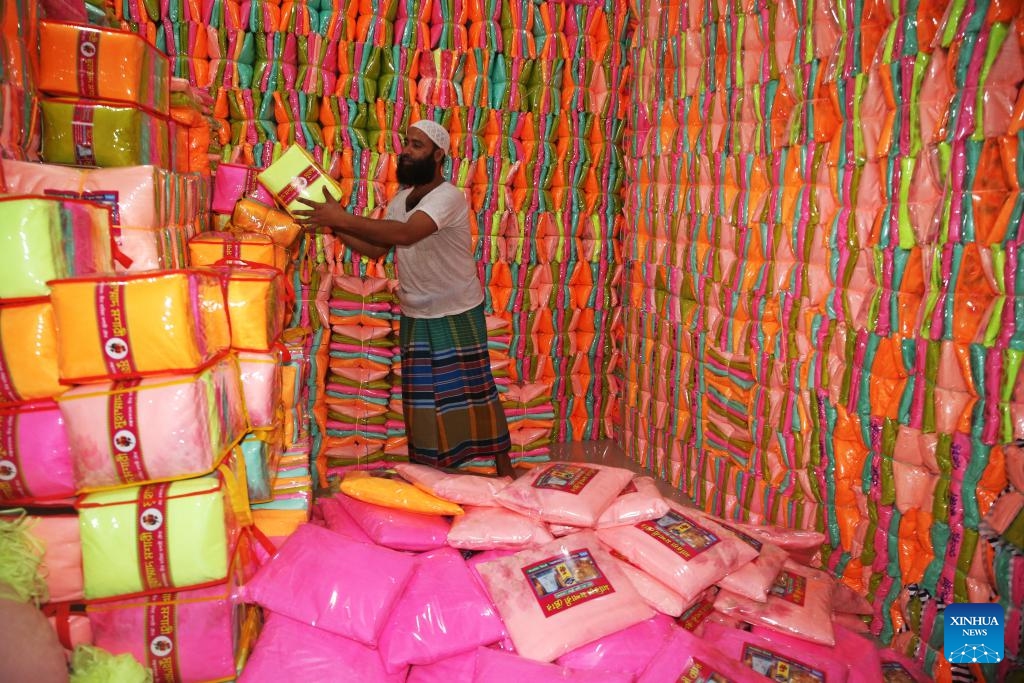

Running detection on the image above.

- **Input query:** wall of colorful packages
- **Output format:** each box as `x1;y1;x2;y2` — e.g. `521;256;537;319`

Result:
0;0;1022;679
622;0;1024;677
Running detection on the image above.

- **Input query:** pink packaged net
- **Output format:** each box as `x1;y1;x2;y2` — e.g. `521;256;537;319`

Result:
729;520;826;555
237;351;282;429
703;621;850;683
474;531;655;661
89;583;237;683
595;476;670;528
716;522;789;602
637;624;769;683
555;614;674;677
597;502;759;605
714;560;837;646
336;493;449;551
0;402;75;504
408;651;477;683
378;547;506;672
240;612;407;683
241;523;416;645
547;523;580;537
448;505;555;551
315;496;373;544
395;462;512;507
473;646;634;682
610;556;686;616
493;462;634;527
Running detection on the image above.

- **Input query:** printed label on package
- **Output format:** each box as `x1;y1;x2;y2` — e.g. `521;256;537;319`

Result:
109;380;149;483
97;283;137;376
146;596;181;682
0;414;27;500
137;483;172;590
741;645;826;682
769;570;807;606
637;511;720;560
532;464;599;494
522;548;614;617
678;599;716;632
278;165;321;205
72;104;96;166
77;31;100;97
881;662;918;683
678;658;734;682
719;522;763;552
222;237;241;260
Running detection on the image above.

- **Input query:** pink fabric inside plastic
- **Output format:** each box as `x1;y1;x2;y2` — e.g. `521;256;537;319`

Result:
473;646;634;682
493;462;635;526
730;520;826;551
89;583;236;683
0;403;74;502
27;515;83;603
547;523;580;537
611;557;686;617
555;614;674;677
714;560;837;645
448;505;555;551
336;493;449;552
212;163;273;214
407;651;477;683
716;523;789;602
703;621;850;683
378;547;506;672
465;549;516;651
474;531;655;661
242;523;415;645
240;612;407;683
314;496;374;544
396;463;512;507
637;624;769;683
237;352;281;429
596;503;758;604
594;476;669;528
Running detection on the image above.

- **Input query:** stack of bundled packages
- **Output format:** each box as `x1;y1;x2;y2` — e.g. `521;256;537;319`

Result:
0;17;275;679
238;459;932;681
0;0;40;162
620;0;1024;676
199;140;346;543
110;0;636;462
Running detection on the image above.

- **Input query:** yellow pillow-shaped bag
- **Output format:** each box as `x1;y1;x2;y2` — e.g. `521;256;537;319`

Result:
231;199;303;249
340;469;464;516
48;270;230;383
0;300;64;403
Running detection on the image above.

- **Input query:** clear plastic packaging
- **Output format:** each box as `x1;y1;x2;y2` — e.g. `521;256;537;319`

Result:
188;231;289;271
0;402;74;503
212;164;274;214
335;492;449;551
447;505;555;550
493;461;635;527
231;197;303;249
0;300;63;404
48;270;230;383
40;98;170;168
256;144;343;216
595;475;670;528
340;469;464;516
395;462;512;507
214;265;287;353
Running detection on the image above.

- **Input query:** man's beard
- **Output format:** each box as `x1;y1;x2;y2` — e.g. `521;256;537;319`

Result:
397;154;436;186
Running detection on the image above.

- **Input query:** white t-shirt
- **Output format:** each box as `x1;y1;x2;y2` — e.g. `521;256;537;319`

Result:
387;182;484;318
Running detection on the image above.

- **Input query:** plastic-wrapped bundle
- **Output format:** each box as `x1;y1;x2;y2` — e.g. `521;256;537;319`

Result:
257;143;343;216
25;514;84;603
78;476;238;599
211;163;274;213
37;21;170;115
214;264;288;353
2;160;199;272
40;99;171;168
58;356;246;491
88;581;240;682
252;32;297;92
48;270;230;383
0;300;63;405
239;433;275;503
189;231;289;270
0;401;75;503
237;350;283;429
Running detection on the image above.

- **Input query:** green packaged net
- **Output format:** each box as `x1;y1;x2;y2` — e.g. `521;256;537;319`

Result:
256;144;342;217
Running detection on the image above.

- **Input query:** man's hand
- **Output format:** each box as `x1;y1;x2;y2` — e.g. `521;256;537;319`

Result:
294;187;349;230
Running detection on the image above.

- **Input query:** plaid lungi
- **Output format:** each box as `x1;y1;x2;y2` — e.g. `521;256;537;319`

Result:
400;302;511;468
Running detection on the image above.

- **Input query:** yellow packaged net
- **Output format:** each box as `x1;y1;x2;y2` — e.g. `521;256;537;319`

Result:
213;265;288;353
48;270;230;383
339;469;464;516
0;300;64;404
188;231;288;271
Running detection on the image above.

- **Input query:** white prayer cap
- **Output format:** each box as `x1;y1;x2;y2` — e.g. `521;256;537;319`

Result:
408;119;450;155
